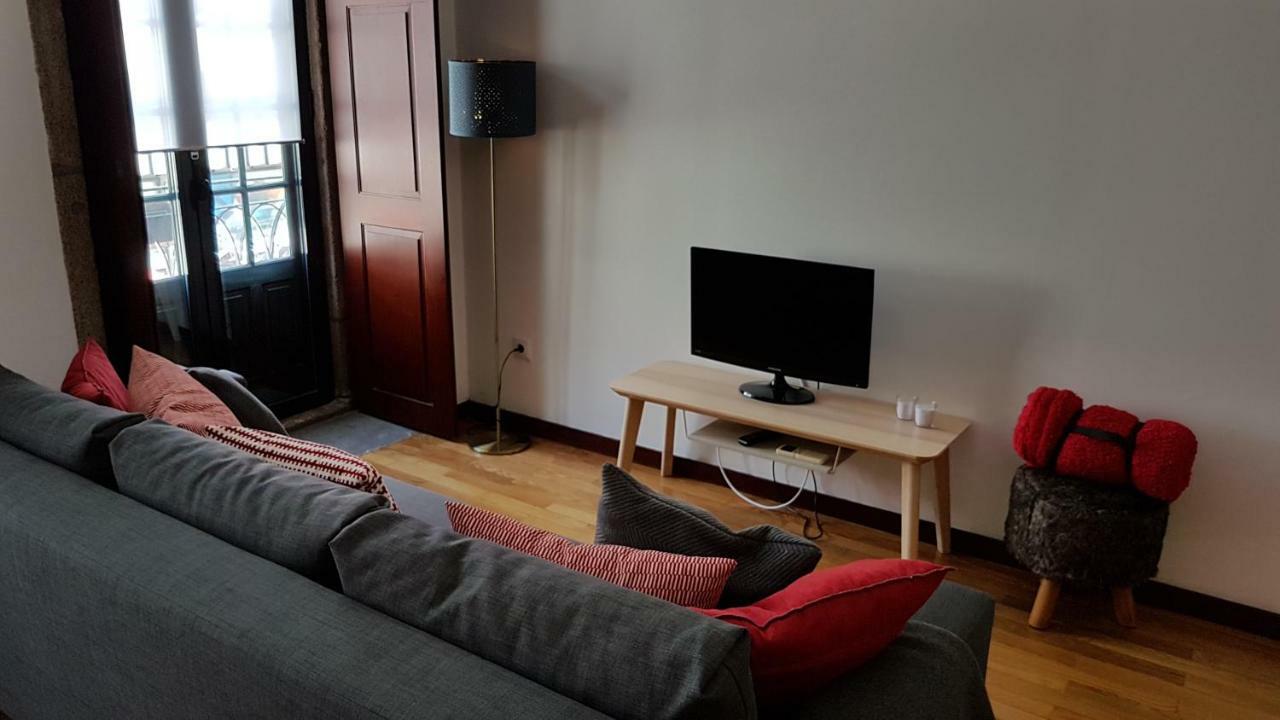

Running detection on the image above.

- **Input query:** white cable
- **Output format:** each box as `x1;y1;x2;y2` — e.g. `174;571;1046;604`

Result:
715;446;807;510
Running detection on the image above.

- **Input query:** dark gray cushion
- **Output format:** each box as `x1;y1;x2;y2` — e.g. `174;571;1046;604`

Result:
110;420;387;587
0;440;607;720
331;510;757;720
0;365;143;487
187;366;287;434
773;621;995;720
595;463;821;607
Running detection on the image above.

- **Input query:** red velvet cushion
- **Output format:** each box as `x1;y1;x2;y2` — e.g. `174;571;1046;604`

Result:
205;425;398;510
61;339;129;411
695;559;949;702
127;346;240;434
447;502;737;608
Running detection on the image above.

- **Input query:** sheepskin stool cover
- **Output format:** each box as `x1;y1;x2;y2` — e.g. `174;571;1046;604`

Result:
1005;465;1169;588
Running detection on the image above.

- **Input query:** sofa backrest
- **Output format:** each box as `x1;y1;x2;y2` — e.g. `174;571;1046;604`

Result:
0;365;143;487
332;510;758;720
0;440;607;720
110;419;387;589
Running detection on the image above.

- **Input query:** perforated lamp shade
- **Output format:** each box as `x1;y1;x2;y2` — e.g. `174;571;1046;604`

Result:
448;60;536;138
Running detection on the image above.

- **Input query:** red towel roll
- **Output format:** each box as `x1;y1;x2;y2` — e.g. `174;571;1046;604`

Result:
1012;387;1082;469
1131;420;1197;502
1054;405;1140;485
1012;388;1197;503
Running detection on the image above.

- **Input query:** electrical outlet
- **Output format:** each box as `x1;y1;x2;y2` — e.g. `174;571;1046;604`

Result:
511;337;531;362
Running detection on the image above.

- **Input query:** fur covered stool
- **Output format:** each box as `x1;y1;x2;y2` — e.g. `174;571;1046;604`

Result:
1004;465;1170;629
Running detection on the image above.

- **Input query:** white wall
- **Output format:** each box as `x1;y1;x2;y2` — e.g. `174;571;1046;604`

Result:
445;0;1280;612
0;3;77;388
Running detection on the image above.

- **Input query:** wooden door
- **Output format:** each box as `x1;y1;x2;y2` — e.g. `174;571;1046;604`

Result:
327;0;457;436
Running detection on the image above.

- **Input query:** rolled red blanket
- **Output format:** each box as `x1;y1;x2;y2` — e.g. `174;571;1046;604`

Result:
1054;405;1140;485
1012;387;1082;468
1131;420;1197;502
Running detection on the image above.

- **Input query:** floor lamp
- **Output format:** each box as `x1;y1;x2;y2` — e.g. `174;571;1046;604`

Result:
448;59;536;455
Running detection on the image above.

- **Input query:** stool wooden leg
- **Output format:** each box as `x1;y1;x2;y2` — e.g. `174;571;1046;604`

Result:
1029;578;1060;630
1113;587;1137;628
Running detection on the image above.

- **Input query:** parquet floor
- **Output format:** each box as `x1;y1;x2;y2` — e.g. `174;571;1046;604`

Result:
365;433;1280;720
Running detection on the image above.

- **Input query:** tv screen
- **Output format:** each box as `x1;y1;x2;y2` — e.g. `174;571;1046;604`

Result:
690;247;875;389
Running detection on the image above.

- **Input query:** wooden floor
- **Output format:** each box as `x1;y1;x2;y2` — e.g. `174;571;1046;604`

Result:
366;433;1280;720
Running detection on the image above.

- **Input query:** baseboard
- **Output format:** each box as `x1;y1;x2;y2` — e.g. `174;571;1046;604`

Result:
458;400;1279;639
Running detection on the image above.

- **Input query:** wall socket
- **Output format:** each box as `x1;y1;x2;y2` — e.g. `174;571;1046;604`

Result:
511;337;531;362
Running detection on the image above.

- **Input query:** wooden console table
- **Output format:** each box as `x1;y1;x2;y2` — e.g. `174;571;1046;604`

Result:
609;361;971;560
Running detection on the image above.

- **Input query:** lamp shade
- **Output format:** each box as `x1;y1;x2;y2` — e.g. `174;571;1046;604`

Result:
119;0;302;152
448;60;536;138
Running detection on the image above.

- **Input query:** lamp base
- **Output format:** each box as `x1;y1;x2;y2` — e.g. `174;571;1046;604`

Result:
467;428;531;455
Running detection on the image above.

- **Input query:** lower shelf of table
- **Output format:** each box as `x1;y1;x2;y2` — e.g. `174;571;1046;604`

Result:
686;418;853;474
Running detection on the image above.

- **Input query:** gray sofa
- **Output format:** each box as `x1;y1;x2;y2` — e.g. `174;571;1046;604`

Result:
0;365;995;719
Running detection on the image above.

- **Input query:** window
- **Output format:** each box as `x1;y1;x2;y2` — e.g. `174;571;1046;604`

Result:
138;152;186;281
138;143;303;278
208;144;298;270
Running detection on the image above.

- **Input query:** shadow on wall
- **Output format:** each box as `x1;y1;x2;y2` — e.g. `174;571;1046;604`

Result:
452;0;630;420
741;263;1048;534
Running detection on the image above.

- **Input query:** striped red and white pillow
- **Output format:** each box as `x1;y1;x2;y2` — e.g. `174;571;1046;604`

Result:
446;502;736;608
205;425;398;511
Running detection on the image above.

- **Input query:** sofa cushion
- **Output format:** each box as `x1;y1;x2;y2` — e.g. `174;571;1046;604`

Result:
110;420;388;588
595;463;821;606
0;440;609;720
187;366;287;434
0;364;144;486
61;338;129;411
128;346;239;433
696;559;949;702
331;510;757;720
205;425;399;511
447;502;737;607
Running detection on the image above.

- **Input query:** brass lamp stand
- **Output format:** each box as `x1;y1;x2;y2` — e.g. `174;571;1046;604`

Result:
447;59;536;455
469;137;529;455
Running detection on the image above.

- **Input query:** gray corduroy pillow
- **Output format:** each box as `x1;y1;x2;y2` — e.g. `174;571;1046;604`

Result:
594;464;821;607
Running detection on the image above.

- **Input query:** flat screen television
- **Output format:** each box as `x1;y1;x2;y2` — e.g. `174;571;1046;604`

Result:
690;247;874;404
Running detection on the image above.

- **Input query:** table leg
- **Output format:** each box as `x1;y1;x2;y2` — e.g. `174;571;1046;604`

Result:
616;398;645;472
934;449;952;554
661;406;677;477
901;461;921;560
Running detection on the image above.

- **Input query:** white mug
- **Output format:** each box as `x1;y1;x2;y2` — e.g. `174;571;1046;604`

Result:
896;395;917;421
914;402;937;429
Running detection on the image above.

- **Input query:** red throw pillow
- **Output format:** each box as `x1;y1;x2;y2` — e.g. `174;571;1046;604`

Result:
61;339;129;411
695;558;950;703
447;502;737;608
205;425;398;510
127;346;240;433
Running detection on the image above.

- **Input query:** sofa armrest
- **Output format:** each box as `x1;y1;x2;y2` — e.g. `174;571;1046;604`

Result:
912;580;996;675
771;620;995;720
186;367;287;434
